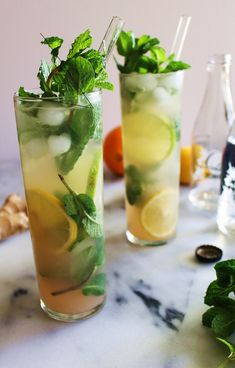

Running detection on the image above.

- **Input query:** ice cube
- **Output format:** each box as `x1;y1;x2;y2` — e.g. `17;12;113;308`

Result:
158;72;184;92
48;134;72;157
78;91;101;106
124;74;157;92
152;87;170;103
37;103;68;126
23;138;48;159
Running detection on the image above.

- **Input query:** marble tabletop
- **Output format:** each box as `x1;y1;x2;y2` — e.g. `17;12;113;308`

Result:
0;161;234;368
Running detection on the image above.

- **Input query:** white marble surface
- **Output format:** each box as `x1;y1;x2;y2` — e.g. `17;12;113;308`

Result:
0;161;234;368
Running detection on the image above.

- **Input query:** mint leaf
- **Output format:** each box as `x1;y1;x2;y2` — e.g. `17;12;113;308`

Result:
212;309;235;338
18;87;39;98
37;60;53;94
126;182;142;205
202;306;222;328
82;216;102;238
202;259;235;338
41;36;63;63
71;245;97;283
79;193;102;237
150;46;167;63
161;60;190;73
77;193;96;216
95;69;114;90
125;165;144;205
82;273;106;296
56;108;96;175
66;56;95;94
67;29;92;59
62;194;78;216
117;31;135;56
60;177;102;239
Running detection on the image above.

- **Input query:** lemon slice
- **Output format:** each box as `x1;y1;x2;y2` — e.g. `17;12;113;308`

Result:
123;112;175;166
26;188;77;254
141;189;178;238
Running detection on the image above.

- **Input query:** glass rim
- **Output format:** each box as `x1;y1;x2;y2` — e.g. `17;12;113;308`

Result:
13;88;101;103
119;70;185;77
208;53;232;65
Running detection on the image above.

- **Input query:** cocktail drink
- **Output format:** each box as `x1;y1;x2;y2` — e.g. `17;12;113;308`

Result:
14;91;105;321
14;30;113;321
116;31;189;246
120;72;183;245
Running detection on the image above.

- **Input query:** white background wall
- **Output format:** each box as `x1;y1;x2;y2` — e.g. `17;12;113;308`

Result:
1;0;235;160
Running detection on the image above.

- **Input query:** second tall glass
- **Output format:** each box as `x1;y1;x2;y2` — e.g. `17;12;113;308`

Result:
120;71;184;246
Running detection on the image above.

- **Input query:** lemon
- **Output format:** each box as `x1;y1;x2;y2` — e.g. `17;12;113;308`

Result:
26;188;77;254
180;146;192;185
140;189;178;238
123;112;175;166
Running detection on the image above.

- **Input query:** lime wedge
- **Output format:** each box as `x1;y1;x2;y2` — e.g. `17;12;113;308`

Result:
123;112;175;166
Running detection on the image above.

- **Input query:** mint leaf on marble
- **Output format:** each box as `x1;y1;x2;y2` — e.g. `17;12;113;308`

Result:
202;259;235;367
203;259;235;337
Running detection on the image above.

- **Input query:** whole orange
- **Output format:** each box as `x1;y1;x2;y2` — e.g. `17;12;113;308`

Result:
103;126;124;176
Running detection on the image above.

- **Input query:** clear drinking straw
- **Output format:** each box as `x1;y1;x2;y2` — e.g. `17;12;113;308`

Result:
99;16;125;62
170;15;192;59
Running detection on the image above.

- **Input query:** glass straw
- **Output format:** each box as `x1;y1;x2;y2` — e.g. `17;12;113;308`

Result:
170;15;192;59
99;16;125;62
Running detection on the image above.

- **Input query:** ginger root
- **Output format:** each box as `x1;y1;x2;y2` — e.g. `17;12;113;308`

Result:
0;193;29;241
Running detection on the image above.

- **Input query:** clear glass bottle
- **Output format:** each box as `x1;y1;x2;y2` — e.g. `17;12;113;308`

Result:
217;126;235;236
189;54;234;211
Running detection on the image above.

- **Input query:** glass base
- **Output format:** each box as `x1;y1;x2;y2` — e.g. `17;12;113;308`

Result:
188;188;218;211
126;230;167;247
40;298;105;322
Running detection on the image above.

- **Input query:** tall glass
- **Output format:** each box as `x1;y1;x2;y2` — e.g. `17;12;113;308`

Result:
120;72;184;246
14;90;105;321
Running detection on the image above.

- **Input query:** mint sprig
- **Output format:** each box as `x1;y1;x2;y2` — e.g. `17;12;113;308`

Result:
19;29;113;101
202;259;235;367
116;30;190;74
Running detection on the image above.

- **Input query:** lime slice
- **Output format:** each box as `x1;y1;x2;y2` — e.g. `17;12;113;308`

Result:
27;188;77;254
140;189;178;238
123;112;175;166
86;149;102;199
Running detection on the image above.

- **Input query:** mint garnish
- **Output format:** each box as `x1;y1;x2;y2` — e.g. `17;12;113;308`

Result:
116;30;190;74
202;259;235;367
19;29;113;101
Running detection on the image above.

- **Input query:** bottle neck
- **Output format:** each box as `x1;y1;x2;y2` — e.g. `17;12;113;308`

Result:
204;61;234;128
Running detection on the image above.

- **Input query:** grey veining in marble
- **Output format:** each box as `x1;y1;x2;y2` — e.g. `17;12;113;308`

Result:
0;161;234;368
